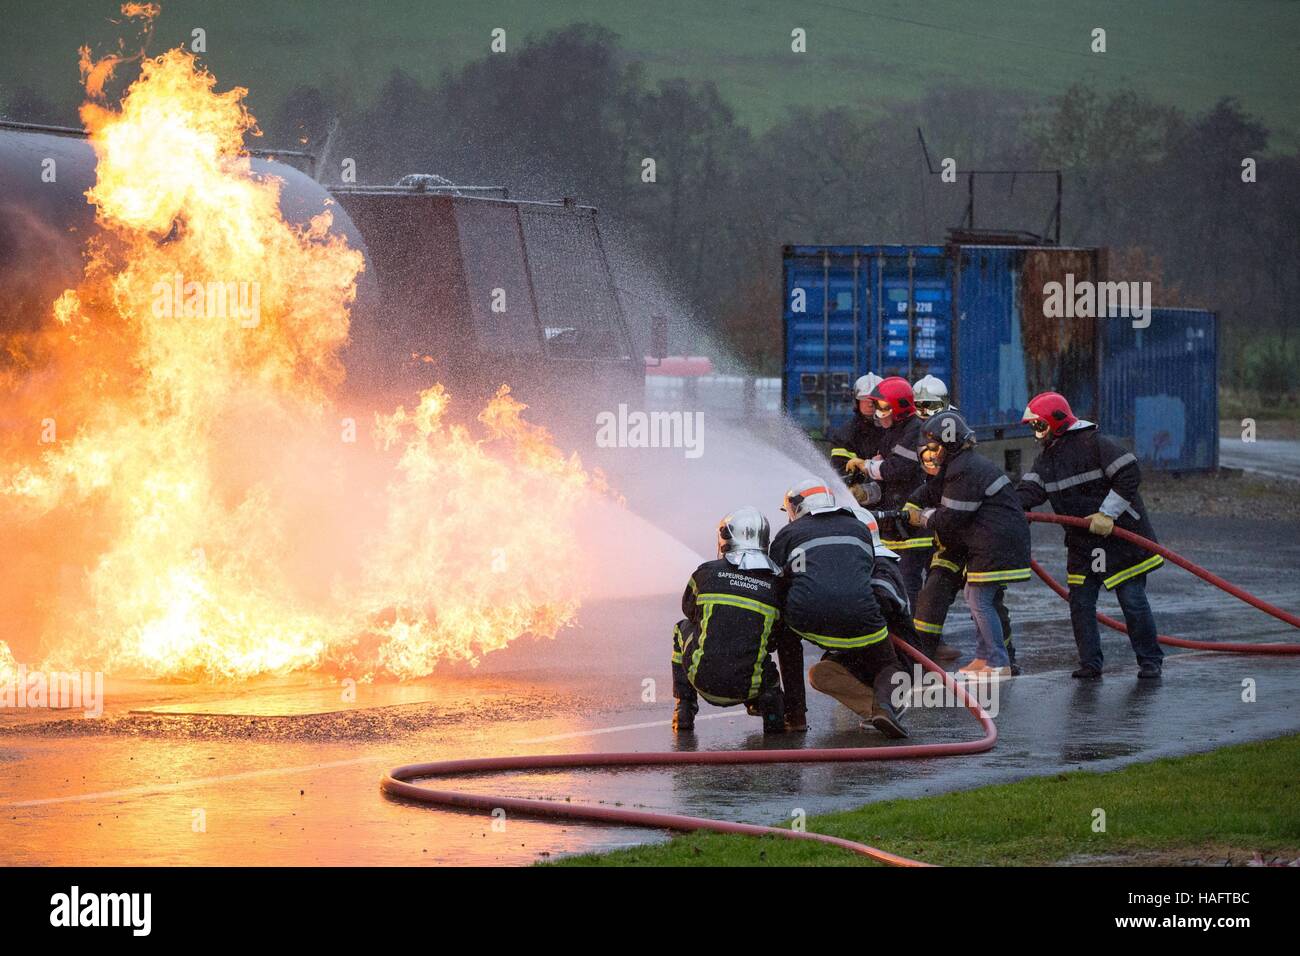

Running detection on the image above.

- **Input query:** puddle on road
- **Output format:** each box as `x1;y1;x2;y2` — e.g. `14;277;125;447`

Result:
1060;741;1143;762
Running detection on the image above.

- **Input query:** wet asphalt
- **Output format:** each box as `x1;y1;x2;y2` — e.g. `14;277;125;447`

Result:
1220;436;1300;481
1;513;1298;865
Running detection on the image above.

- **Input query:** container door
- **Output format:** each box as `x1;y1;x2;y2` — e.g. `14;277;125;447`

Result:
782;248;860;433
954;245;1099;432
954;245;1020;431
868;249;952;384
1100;308;1218;471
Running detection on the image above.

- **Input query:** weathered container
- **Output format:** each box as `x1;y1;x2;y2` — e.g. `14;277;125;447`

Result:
950;245;1102;434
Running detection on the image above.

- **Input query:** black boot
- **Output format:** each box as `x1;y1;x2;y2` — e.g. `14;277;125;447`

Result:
756;685;787;735
673;698;697;732
868;698;908;739
1137;660;1162;679
933;641;961;662
671;658;698;732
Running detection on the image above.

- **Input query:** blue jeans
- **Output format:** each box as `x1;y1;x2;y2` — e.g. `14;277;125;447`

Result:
1069;575;1164;670
964;582;1010;667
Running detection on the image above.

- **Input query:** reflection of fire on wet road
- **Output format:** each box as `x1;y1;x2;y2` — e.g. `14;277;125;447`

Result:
1;507;1299;867
0;15;615;683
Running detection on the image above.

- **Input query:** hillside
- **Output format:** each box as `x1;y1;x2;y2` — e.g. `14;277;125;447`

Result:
2;0;1296;147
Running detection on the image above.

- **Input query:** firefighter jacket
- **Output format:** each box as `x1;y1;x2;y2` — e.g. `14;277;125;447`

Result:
1015;422;1163;589
829;411;881;471
672;558;782;705
769;509;889;649
910;446;1031;584
873;415;932;551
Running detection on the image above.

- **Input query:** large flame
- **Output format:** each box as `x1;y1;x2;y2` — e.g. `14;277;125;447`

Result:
0;42;611;681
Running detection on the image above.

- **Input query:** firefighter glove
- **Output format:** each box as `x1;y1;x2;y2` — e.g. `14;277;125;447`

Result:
1087;512;1115;536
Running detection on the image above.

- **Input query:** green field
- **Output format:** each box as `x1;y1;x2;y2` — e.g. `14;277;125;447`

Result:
3;0;1298;145
547;733;1300;866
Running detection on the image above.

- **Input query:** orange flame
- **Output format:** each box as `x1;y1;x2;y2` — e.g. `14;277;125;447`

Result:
0;46;611;681
77;2;159;99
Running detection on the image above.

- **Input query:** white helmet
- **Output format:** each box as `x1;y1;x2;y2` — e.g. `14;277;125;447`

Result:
717;506;779;572
782;478;838;521
913;375;950;418
853;373;884;400
848;506;899;560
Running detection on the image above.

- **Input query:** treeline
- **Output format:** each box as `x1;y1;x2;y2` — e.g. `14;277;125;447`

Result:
13;25;1298;390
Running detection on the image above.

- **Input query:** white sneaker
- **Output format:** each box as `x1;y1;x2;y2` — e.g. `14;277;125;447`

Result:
958;663;1014;682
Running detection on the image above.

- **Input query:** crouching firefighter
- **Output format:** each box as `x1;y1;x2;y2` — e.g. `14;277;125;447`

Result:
672;506;791;734
769;479;908;738
906;411;1031;680
1016;393;1164;680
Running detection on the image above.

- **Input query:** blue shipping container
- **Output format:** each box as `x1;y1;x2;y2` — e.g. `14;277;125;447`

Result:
782;244;1218;471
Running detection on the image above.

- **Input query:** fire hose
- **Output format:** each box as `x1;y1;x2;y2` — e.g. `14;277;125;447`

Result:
383;512;1299;865
383;638;993;867
1024;512;1300;654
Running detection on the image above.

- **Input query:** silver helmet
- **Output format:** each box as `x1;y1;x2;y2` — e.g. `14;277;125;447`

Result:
912;374;950;418
854;373;884;401
717;506;779;571
782;478;837;522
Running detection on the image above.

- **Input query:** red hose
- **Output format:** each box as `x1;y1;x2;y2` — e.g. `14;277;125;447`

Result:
384;515;1300;868
382;638;996;867
1025;512;1300;653
384;514;1297;864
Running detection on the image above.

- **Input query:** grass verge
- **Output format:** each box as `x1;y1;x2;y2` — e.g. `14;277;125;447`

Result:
545;734;1300;866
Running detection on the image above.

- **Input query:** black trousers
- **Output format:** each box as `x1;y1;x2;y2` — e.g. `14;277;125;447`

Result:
897;548;928;610
781;574;916;717
775;626;806;721
672;619;787;710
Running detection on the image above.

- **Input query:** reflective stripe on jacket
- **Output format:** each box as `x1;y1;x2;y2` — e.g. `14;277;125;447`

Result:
678;559;782;703
911;447;1030;582
769;510;889;649
1016;424;1163;589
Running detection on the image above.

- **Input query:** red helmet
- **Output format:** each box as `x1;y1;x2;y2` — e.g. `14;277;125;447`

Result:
1022;391;1077;437
867;376;916;421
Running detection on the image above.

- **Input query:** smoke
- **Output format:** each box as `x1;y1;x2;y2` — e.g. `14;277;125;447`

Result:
532;226;849;585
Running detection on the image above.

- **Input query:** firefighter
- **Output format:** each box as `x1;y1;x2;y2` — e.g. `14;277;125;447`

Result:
906;410;1030;680
1016;393;1164;679
830;373;884;507
904;371;963;663
912;374;952;419
850;376;931;608
671;506;791;734
769;479;907;738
